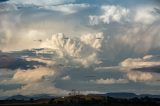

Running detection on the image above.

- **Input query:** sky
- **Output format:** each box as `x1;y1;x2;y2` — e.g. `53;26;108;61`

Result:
0;0;160;98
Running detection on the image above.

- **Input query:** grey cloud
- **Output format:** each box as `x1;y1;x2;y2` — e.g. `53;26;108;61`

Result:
133;66;160;73
0;0;9;3
0;84;22;91
0;0;160;96
154;8;160;14
0;51;47;70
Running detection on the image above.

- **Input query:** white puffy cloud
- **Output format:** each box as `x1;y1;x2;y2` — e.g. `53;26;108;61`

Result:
89;5;159;25
41;33;103;67
80;32;103;49
127;72;153;82
89;5;129;25
92;78;128;84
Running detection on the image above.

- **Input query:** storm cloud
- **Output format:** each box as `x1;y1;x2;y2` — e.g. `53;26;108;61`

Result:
0;0;160;97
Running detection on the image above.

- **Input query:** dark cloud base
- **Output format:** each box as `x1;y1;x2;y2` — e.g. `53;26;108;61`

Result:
0;51;47;70
133;66;160;73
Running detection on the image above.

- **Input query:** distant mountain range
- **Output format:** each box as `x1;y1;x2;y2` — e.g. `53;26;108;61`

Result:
5;92;160;100
6;94;54;100
102;92;137;99
99;92;160;99
7;95;30;101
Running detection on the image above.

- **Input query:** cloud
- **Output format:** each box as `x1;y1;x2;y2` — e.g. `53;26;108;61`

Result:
0;0;9;3
0;3;17;12
89;5;129;25
0;67;55;85
114;23;160;53
134;6;159;25
0;0;160;96
0;52;46;70
4;0;89;14
119;55;160;82
0;67;68;96
42;4;90;14
120;55;160;70
0;12;93;51
6;0;75;6
154;8;160;14
24;57;53;66
80;90;104;95
0;21;47;51
0;82;68;96
91;78;128;84
80;32;103;49
61;75;71;80
89;5;159;25
12;67;54;84
41;33;103;67
127;71;153;82
18;82;68;96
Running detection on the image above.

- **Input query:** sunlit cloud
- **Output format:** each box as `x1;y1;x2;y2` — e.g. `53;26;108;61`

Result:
0;0;160;97
89;5;129;25
91;78;128;84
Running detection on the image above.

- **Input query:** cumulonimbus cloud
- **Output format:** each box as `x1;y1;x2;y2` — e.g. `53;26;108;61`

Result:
41;33;103;67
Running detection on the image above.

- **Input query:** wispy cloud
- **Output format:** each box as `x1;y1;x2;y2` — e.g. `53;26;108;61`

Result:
3;0;89;14
42;3;90;14
6;0;75;6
